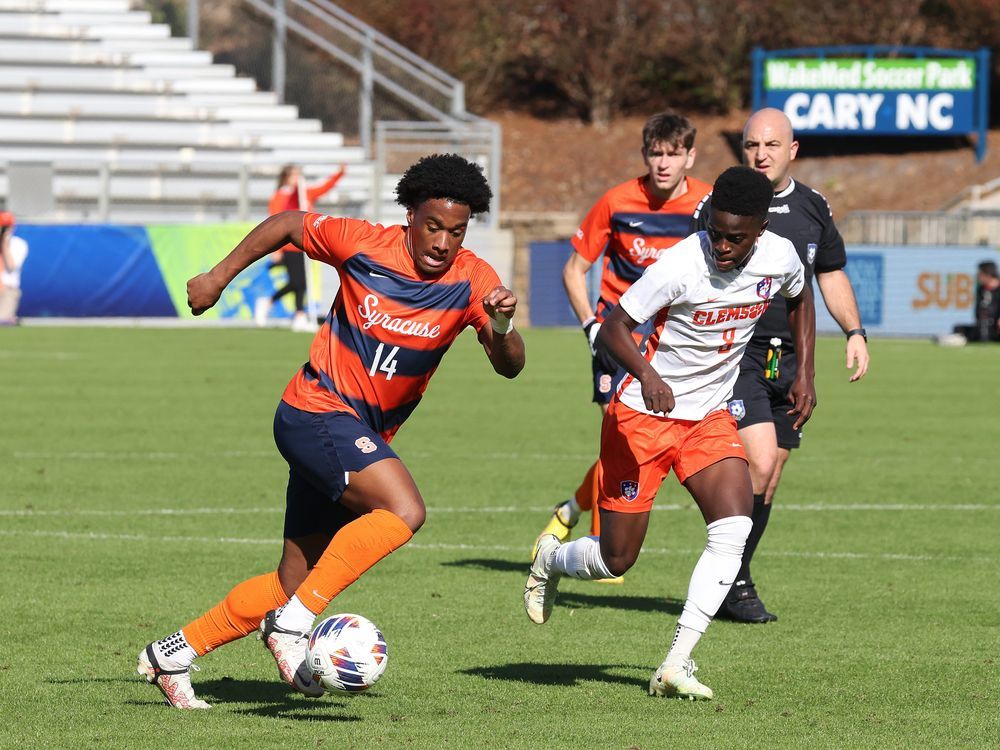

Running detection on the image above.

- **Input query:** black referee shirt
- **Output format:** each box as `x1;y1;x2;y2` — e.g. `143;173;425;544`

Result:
692;178;846;349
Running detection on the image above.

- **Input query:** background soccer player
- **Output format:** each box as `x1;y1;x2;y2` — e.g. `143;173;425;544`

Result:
524;166;815;700
532;112;711;565
692;108;870;623
138;154;525;709
255;163;347;332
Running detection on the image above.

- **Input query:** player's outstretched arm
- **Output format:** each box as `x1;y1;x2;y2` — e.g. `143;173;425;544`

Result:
187;211;306;315
816;269;870;382
478;285;525;379
785;283;817;429
598;305;674;414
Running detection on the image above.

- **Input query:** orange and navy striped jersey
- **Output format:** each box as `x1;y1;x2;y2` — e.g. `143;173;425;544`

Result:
281;213;501;441
572;175;711;322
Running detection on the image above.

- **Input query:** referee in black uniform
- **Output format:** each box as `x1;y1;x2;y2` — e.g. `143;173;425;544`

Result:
692;108;870;623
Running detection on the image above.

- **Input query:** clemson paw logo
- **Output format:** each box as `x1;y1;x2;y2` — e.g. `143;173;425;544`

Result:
620;481;639;501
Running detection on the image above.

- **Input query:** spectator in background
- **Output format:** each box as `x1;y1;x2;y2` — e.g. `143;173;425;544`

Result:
0;212;28;326
256;164;347;332
938;261;1000;345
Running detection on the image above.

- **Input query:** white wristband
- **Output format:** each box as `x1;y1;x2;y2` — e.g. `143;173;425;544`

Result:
490;312;514;335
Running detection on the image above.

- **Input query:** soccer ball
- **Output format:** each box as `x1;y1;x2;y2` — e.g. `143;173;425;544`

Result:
306;613;388;693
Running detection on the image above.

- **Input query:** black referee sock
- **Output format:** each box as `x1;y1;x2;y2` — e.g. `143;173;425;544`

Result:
735;493;771;587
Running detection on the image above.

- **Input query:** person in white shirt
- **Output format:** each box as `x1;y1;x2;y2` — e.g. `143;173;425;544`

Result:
0;212;29;325
524;166;816;700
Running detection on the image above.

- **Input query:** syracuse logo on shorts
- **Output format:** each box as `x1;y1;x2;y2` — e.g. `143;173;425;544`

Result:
728;399;746;421
354;436;378;454
756;277;772;299
620;480;640;502
598;374;613;393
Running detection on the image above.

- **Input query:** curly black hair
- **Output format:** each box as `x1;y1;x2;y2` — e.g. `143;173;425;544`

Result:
712;166;773;218
395;154;493;215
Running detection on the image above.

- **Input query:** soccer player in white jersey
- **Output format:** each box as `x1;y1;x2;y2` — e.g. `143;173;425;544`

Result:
523;166;816;700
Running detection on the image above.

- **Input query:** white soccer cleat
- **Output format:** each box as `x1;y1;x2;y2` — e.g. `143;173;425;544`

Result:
254;297;272;327
524;533;562;624
258;611;325;697
649;657;714;701
290;312;319;333
137;645;211;709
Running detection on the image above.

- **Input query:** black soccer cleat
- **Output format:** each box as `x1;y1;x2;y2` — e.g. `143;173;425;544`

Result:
716;582;778;623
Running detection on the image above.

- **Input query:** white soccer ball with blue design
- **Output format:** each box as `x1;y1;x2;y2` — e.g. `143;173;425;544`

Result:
306;613;388;693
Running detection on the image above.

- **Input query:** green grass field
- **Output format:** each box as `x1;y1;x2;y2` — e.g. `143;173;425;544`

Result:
0;326;997;749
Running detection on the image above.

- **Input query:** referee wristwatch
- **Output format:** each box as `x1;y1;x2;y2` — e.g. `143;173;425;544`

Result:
846;328;867;342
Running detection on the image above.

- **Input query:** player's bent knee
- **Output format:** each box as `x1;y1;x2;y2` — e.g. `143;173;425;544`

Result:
392;499;426;533
601;550;638;577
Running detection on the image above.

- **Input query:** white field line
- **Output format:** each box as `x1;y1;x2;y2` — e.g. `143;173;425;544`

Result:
0;351;81;359
12;450;277;460
0;502;996;518
0;528;989;563
11;450;996;467
11;450;595;461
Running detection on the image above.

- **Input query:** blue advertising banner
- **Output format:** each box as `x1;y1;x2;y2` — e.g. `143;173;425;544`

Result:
815;246;1000;336
752;46;991;161
529;239;998;337
16;225;176;317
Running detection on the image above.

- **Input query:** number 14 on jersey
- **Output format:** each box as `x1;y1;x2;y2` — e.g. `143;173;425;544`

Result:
369;342;400;379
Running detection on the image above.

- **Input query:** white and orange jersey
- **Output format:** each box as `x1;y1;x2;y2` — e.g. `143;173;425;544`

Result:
616;230;805;420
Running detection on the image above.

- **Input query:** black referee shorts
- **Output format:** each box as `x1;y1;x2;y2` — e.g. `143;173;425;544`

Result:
727;347;802;450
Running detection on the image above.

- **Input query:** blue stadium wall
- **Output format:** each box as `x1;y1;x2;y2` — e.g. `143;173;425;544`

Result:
11;225;998;335
14;223;306;320
529;241;1000;336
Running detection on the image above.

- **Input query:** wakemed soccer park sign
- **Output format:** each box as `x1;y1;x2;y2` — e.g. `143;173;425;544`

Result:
751;47;991;161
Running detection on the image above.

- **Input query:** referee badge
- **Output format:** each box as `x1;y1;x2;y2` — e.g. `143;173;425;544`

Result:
620;481;639;502
728;399;746;421
807;243;817;265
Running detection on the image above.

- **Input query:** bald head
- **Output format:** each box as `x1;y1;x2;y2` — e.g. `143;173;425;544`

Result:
742;108;798;191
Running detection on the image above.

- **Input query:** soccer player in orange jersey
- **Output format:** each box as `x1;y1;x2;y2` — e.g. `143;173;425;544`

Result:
524;167;816;700
138;154;525;709
256;163;347;331
532;112;711;570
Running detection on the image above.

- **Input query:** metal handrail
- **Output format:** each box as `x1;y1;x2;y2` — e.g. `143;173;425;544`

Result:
302;0;463;93
240;0;455;124
940;176;1000;212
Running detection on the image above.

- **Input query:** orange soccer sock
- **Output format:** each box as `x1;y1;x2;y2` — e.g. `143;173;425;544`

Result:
182;571;288;656
573;460;604;535
295;509;414;615
574;461;599;512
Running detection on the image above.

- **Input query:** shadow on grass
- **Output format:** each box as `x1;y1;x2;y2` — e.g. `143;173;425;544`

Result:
439;558;683;614
461;662;646;687
441;557;526;573
557;591;683;616
119;676;368;720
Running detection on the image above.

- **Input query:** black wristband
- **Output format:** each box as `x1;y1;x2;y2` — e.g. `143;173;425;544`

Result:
846;328;867;342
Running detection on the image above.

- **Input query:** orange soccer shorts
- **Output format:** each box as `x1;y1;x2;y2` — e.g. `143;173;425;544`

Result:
597;401;748;513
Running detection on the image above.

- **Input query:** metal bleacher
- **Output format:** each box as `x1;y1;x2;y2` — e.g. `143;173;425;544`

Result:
0;0;386;223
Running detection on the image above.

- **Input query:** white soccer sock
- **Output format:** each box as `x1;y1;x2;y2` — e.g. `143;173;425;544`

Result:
674;515;752;644
153;630;198;670
274;594;316;634
666;624;702;663
550;535;614;580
